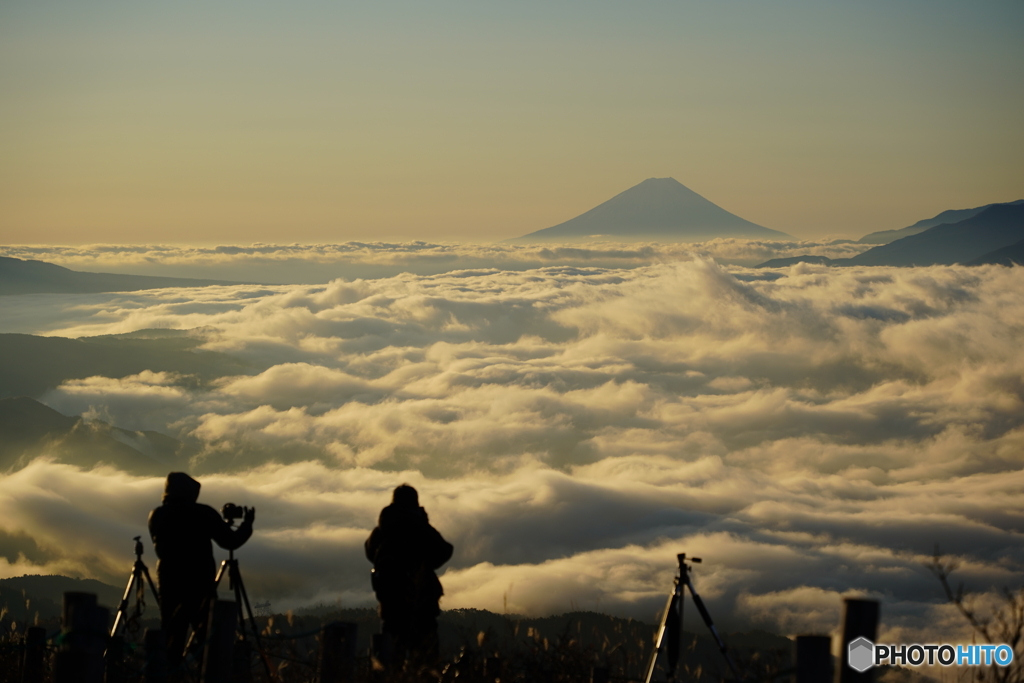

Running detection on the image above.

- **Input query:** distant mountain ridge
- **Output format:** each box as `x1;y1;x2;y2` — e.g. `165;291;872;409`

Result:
757;202;1024;268
512;178;790;242
0;256;248;295
847;202;1024;266
858;199;1024;244
0;575;124;621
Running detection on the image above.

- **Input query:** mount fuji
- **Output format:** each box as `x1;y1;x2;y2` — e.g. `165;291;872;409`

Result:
511;178;789;242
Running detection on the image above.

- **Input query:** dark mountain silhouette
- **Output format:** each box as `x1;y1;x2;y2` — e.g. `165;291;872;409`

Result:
0;396;185;475
0;330;252;399
512;178;790;242
847;202;1024;267
966;237;1024;266
858;199;1024;244
0;256;247;295
759;202;1024;268
0;575;124;621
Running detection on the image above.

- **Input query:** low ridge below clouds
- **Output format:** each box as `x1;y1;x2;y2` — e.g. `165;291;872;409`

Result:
0;256;245;295
0;241;869;293
0;256;1021;645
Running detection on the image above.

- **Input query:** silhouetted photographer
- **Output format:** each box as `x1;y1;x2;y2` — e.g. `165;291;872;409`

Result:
365;484;453;666
148;472;255;671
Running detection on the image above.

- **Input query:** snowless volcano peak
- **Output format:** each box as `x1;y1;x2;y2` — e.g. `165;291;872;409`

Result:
513;177;789;242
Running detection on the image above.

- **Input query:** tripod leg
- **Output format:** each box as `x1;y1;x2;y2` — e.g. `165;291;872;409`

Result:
681;573;742;681
214;558;229;586
111;566;140;637
645;584;680;683
666;585;682;680
141;563;161;607
229;562;247;642
231;566;277;683
134;563;146;622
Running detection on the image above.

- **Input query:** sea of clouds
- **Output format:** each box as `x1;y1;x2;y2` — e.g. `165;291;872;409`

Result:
1;249;1022;646
0;239;868;283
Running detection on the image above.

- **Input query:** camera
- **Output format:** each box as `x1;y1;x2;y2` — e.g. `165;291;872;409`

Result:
222;502;245;522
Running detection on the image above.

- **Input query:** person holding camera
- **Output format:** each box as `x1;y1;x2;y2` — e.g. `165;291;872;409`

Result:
365;484;453;667
148;472;255;671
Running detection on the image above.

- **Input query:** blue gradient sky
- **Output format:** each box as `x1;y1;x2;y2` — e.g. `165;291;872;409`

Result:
2;0;1022;243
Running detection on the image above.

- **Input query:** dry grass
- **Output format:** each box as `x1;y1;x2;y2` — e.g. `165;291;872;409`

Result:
0;606;793;682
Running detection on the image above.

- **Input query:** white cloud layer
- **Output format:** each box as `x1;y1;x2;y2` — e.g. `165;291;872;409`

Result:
0;240;869;283
2;254;1022;643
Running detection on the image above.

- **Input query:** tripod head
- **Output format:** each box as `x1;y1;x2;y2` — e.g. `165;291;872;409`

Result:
133;536;144;560
677;552;702;574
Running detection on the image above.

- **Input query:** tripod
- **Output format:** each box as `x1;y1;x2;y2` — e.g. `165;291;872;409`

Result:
644;553;741;683
110;536;161;638
184;544;277;682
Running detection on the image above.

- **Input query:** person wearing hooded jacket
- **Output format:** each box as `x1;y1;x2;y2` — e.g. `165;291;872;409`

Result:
365;484;453;665
148;472;255;670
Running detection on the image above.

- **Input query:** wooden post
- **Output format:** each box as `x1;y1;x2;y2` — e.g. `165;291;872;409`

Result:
796;635;832;683
21;626;46;683
201;600;237;683
55;592;108;683
371;632;393;681
105;634;125;683
320;622;358;683
233;640;253;683
143;629;168;683
839;598;879;683
62;592;97;626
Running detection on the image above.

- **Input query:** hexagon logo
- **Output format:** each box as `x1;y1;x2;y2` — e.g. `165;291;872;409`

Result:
847;636;875;673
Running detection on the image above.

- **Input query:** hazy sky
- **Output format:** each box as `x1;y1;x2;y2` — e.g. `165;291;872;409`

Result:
2;0;1023;243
